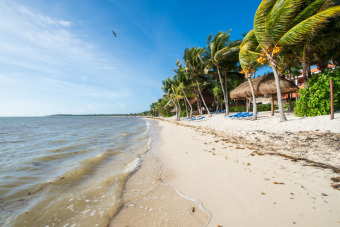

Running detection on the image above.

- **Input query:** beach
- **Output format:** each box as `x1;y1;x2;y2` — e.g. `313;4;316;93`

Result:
113;111;340;226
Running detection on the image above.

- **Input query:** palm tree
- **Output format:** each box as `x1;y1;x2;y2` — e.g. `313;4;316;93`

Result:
162;78;178;119
184;47;212;116
170;81;184;121
211;80;223;111
219;40;242;113
239;30;261;120
174;60;194;119
204;30;238;114
253;0;340;122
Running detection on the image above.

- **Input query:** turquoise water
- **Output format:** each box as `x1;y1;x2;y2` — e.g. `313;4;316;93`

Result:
0;116;151;226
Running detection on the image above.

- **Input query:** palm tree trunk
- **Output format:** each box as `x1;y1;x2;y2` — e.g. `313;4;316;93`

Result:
184;98;188;118
246;98;249;112
224;71;229;115
183;89;193;119
270;65;287;122
170;98;178;120
176;99;181;120
302;61;309;89
247;76;257;120
195;90;202;115
195;80;211;116
302;45;309;89
271;96;274;116
307;62;312;78
216;67;228;115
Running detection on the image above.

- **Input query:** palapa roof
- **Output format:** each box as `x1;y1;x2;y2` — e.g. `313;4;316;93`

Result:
230;73;299;100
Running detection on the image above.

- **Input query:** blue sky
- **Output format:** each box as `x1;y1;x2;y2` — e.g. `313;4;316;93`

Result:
0;0;267;116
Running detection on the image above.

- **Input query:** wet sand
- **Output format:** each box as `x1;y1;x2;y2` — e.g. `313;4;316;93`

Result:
110;121;210;226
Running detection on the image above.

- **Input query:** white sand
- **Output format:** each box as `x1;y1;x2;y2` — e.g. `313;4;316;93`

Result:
155;112;340;226
182;111;340;134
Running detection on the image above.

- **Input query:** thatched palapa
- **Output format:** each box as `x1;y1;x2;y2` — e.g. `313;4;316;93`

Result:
230;73;298;100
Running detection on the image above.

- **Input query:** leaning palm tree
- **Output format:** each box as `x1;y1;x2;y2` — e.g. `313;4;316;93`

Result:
174;60;194;119
219;40;242;113
162;78;178;119
184;47;212;116
239;30;261;120
253;0;340;121
203;31;240;115
170;82;184;121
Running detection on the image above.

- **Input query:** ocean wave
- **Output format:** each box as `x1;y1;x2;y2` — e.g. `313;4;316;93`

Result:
123;157;141;174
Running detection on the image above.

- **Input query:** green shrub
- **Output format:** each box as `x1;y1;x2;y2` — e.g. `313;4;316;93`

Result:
229;106;247;112
257;104;272;111
294;68;340;117
229;103;276;112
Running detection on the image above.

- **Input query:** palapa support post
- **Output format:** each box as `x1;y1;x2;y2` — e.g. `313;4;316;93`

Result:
271;96;274;116
246;98;249;112
330;79;334;120
288;93;292;112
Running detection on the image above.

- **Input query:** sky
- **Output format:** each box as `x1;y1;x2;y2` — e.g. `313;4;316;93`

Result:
0;0;268;116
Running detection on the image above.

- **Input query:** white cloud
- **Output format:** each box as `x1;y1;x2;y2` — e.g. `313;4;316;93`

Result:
0;0;133;116
0;0;165;116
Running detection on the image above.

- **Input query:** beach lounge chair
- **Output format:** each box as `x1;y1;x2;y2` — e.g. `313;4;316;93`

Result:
193;116;205;121
239;112;259;119
227;112;243;118
230;112;249;119
246;112;259;119
237;112;250;119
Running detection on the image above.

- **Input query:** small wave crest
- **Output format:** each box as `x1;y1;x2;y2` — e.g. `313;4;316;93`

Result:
143;120;151;135
123;158;141;174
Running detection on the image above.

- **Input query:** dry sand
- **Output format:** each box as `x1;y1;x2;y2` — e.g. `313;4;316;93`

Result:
112;111;340;226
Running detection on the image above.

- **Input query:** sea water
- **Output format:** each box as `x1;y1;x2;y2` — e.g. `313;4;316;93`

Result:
0;116;151;226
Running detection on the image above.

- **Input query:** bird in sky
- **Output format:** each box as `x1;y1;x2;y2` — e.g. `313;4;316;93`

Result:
112;30;117;37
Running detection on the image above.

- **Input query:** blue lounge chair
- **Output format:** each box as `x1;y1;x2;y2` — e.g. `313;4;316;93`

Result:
246;112;259;118
239;112;259;119
227;112;243;118
193;116;205;121
230;112;249;119
230;112;255;119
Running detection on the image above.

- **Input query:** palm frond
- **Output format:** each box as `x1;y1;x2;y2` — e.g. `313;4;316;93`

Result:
215;46;239;61
319;0;336;12
207;33;212;44
240;30;257;48
277;6;340;46
292;0;328;25
270;0;305;44
254;0;277;48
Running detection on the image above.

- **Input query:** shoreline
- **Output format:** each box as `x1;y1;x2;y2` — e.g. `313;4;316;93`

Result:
110;120;210;226
111;113;340;226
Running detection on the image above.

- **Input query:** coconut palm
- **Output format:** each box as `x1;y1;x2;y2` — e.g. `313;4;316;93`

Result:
174;60;194;119
184;47;212;116
219;40;242;112
204;31;240;115
211;80;223;111
239;30;261;120
253;0;340;121
161;78;179;119
170;81;184;121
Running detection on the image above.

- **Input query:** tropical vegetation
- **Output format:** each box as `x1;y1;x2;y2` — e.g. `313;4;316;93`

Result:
148;0;340;121
294;68;340;116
